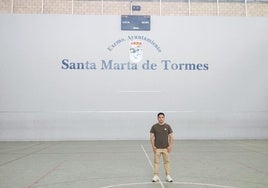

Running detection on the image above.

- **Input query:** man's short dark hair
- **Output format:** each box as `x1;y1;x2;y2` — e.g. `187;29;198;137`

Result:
157;112;165;117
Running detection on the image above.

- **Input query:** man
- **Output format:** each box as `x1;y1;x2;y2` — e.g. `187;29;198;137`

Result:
150;112;173;182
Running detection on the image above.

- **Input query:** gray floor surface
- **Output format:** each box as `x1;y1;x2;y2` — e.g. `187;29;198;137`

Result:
0;140;267;188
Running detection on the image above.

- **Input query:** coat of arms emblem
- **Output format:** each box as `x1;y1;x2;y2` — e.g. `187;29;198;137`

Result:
129;41;143;63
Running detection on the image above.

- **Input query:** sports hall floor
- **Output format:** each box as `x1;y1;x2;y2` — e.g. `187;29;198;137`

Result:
0;140;267;188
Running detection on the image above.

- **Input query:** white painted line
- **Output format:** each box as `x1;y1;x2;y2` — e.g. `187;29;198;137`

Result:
141;145;165;188
141;145;153;169
98;181;241;188
98;146;241;188
99;182;154;188
2;110;266;114
170;182;240;188
0;110;186;113
119;90;161;93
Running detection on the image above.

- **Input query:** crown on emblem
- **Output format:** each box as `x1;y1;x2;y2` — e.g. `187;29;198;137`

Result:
130;41;142;47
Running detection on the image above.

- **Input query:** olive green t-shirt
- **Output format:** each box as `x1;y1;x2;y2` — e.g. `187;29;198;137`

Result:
150;123;173;149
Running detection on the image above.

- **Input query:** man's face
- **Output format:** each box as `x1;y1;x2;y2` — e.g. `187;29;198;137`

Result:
158;115;165;125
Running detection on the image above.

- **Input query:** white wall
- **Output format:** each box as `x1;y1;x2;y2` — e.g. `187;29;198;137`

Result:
0;15;267;140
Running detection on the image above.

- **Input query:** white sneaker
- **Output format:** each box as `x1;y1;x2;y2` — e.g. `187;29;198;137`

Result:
152;175;159;182
166;175;173;182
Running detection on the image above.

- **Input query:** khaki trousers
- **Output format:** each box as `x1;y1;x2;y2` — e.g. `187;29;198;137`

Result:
153;148;170;175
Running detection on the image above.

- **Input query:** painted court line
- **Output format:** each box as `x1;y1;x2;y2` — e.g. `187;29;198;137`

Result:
27;161;64;188
0;144;51;167
99;182;154;188
171;182;240;188
140;145;153;168
99;181;241;188
98;145;241;188
141;145;165;188
119;90;161;93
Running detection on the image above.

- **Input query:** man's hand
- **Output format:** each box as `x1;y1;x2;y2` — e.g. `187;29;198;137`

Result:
150;133;157;153
152;146;157;153
167;133;173;153
167;145;172;153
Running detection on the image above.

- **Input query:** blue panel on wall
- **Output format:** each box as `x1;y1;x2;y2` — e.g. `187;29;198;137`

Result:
121;15;150;31
132;5;141;11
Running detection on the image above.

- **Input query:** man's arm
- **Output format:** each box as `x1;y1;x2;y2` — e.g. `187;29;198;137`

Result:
150;133;157;153
167;133;173;153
